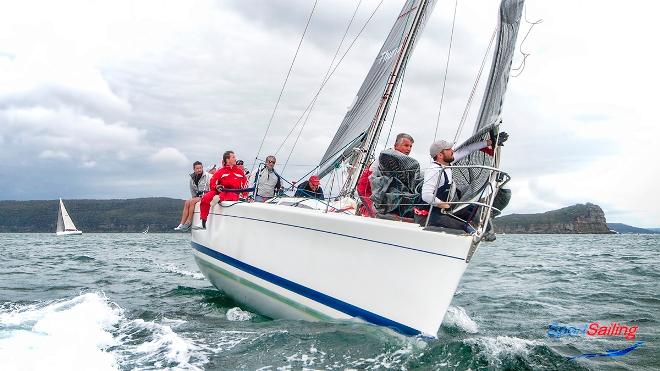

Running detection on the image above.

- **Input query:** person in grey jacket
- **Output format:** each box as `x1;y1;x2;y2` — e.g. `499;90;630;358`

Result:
175;161;212;231
250;155;281;202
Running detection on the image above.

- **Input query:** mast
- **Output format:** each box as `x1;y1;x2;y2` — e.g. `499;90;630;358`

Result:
340;0;431;196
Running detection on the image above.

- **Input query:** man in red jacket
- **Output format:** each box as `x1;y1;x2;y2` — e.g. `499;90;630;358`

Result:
198;150;247;229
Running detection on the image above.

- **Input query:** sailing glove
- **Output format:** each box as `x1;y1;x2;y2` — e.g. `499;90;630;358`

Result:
497;132;509;146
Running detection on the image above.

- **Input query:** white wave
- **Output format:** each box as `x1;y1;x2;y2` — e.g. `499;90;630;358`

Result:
159;263;205;280
285;344;328;368
443;306;479;333
225;307;255;321
0;292;121;371
464;336;541;366
0;292;207;371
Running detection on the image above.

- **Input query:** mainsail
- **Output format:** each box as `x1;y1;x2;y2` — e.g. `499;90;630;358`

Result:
57;199;78;232
318;0;436;180
452;0;524;205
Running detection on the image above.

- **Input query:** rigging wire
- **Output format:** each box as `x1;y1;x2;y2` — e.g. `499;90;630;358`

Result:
452;27;496;143
433;0;458;142
511;6;542;78
280;0;364;174
252;0;319;173
274;0;385;159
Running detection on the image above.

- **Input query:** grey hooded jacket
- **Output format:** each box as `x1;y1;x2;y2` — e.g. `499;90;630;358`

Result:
189;171;212;198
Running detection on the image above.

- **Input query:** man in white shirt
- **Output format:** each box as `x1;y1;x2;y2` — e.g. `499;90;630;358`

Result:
420;133;508;232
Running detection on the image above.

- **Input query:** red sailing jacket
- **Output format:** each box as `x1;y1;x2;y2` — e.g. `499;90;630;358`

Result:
209;165;248;201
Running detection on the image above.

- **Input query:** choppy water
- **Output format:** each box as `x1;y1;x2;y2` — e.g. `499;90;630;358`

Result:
1;233;658;370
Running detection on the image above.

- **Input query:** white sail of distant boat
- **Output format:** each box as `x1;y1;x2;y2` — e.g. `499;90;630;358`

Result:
56;198;82;236
192;0;524;337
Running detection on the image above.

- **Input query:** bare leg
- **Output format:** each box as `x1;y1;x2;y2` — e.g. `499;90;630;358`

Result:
179;199;192;224
185;197;200;224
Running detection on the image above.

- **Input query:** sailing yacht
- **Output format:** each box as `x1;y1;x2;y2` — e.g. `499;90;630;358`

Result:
56;199;82;236
192;0;524;337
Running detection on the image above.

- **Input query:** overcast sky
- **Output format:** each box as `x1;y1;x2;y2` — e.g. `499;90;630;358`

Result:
1;0;659;227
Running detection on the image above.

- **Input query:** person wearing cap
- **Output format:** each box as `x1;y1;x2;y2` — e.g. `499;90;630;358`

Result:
294;175;324;200
420;133;508;232
250;155;281;202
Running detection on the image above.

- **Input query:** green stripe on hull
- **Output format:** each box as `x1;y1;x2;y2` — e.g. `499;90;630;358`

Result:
194;255;333;321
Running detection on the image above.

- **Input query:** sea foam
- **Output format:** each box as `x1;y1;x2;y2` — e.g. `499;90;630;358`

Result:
0;292;206;370
0;292;121;370
444;306;479;333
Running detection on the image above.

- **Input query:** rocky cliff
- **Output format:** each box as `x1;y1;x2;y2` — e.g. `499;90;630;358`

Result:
495;203;613;234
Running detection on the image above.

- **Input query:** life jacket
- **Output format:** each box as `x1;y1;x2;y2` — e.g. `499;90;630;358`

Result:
413;166;451;217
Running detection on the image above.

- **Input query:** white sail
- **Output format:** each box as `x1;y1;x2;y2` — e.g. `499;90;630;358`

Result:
56;199;82;235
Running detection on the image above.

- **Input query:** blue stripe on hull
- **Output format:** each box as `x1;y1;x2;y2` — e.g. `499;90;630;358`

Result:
192;241;421;336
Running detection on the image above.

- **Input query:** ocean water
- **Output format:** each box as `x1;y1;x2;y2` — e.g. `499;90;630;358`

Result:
1;233;658;370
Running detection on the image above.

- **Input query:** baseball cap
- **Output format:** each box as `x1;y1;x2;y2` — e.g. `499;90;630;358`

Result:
309;175;320;184
429;140;453;157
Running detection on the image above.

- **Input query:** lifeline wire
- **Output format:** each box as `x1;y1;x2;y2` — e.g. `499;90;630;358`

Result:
252;0;319;173
433;0;458;142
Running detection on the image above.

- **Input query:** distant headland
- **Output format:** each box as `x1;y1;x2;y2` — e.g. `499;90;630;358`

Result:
495;203;658;234
0;199;656;234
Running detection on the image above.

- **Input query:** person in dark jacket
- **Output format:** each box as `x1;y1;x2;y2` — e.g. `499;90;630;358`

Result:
294;175;324;200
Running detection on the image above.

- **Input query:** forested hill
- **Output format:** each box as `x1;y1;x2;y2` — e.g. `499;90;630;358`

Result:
0;198;182;233
495;203;613;234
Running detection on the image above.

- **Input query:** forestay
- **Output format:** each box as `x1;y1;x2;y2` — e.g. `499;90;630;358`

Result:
452;0;524;205
318;0;436;178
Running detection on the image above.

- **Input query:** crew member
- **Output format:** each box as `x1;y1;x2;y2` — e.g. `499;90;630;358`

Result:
294;175;324;200
198;150;247;229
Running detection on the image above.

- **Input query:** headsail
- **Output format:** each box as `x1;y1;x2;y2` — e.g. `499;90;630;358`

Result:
452;0;524;204
318;0;436;179
58;199;78;231
473;0;525;133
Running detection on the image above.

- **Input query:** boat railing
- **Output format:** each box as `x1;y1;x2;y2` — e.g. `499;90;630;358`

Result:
424;164;510;246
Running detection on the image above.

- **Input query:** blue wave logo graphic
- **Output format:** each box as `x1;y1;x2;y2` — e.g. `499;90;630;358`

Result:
569;341;644;360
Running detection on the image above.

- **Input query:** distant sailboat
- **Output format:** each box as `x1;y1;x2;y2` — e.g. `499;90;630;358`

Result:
56;199;82;236
143;226;149;234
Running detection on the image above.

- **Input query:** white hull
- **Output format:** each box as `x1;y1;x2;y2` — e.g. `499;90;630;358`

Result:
191;200;476;337
56;230;82;236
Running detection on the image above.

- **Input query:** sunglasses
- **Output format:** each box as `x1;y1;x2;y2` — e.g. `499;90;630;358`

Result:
267;160;276;164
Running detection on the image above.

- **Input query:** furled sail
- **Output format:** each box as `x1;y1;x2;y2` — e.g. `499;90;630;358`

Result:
452;0;524;204
58;199;78;231
318;0;436;177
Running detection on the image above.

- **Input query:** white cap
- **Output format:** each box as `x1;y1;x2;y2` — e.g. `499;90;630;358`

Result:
429;140;453;157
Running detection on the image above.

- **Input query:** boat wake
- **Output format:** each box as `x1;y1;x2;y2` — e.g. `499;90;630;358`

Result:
0;292;207;370
225;307;255;321
443;305;479;333
158;263;205;280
